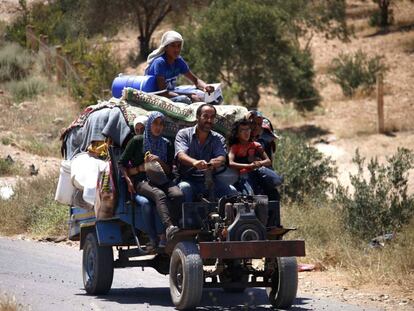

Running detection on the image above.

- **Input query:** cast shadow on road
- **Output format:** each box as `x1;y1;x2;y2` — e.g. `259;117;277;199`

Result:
79;287;312;310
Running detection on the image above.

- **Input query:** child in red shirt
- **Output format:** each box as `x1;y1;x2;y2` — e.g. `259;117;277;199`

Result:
228;118;283;199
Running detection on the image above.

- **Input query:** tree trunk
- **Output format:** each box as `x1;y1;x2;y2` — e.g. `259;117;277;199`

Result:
138;35;151;60
379;0;390;27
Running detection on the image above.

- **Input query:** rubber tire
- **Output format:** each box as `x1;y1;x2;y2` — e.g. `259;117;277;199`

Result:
169;241;203;310
266;257;298;310
82;232;114;295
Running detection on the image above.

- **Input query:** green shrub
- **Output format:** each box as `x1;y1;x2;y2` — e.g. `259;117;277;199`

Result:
369;3;394;28
5;0;82;46
0;21;6;46
274;133;337;203
5;1;121;108
335;148;414;239
1;137;12;145
328;50;388;97
4;0;29;46
29;199;68;236
0;43;33;82
6;76;47;103
66;40;121;107
0;158;24;176
0;173;67;236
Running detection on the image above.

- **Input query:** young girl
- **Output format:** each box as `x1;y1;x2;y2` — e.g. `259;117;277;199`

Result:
228;118;283;200
119;111;182;247
133;115;148;135
145;30;214;104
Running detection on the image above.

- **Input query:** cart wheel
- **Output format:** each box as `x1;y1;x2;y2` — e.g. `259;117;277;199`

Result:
266;257;298;309
169;241;203;310
82;232;114;295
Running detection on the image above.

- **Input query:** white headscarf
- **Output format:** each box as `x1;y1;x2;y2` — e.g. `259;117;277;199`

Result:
133;115;148;129
146;30;184;69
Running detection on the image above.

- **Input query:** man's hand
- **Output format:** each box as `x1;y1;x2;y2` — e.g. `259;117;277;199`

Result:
204;85;215;94
209;158;223;169
252;161;262;169
193;160;208;170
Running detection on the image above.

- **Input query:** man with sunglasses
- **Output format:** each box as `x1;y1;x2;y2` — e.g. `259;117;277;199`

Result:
175;103;238;202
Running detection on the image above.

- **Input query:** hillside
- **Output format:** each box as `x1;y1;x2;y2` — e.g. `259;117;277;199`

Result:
0;1;414;310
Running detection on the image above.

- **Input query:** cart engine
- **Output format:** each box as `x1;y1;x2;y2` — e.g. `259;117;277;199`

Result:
210;195;267;242
181;195;272;242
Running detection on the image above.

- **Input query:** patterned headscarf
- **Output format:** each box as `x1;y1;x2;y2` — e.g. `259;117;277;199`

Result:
144;111;167;162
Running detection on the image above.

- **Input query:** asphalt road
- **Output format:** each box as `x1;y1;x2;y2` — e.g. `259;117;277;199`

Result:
0;237;381;311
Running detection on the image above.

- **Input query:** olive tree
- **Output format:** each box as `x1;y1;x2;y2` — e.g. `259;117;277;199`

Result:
184;0;348;110
78;0;210;60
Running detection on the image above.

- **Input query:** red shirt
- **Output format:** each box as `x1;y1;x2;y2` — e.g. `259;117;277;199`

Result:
230;142;264;174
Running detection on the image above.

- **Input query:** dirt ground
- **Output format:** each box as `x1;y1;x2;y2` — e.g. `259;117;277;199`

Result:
299;270;414;311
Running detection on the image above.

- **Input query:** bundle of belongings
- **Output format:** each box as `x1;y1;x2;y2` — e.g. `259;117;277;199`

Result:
54;89;252;219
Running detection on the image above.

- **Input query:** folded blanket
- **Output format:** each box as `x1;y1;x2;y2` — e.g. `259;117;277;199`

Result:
122;88;247;136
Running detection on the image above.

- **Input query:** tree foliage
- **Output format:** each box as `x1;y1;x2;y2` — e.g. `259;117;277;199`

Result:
274;133;337;203
335;148;414;239
184;0;349;110
328;50;388;97
270;0;350;45
6;0;82;45
76;0;209;60
83;0;175;59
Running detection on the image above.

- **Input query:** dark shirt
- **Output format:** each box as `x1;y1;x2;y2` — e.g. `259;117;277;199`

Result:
175;125;227;177
257;131;276;164
118;135;174;181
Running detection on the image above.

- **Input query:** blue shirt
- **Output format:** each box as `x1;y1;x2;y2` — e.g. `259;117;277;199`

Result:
175;125;227;177
146;54;190;91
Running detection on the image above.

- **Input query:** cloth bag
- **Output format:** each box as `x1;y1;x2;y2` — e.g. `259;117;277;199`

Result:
94;161;116;220
144;151;169;186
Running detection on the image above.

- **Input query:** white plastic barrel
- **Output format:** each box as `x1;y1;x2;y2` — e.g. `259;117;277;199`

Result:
54;160;75;205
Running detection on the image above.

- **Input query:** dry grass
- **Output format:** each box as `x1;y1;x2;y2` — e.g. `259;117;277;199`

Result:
0;42;79;158
0;157;25;176
283;201;414;292
0;293;22;311
0;172;67;237
0;89;78;157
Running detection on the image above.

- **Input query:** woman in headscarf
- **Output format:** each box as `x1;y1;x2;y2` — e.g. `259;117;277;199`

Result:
119;111;182;247
133;115;148;135
145;30;214;104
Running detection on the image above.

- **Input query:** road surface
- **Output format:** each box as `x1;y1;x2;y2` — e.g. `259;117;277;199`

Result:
0;237;381;310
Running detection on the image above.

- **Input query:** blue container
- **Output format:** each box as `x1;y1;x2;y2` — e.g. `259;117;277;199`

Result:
111;75;158;98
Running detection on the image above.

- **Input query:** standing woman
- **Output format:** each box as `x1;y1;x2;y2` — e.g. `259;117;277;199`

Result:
119;111;182;246
145;30;214;104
